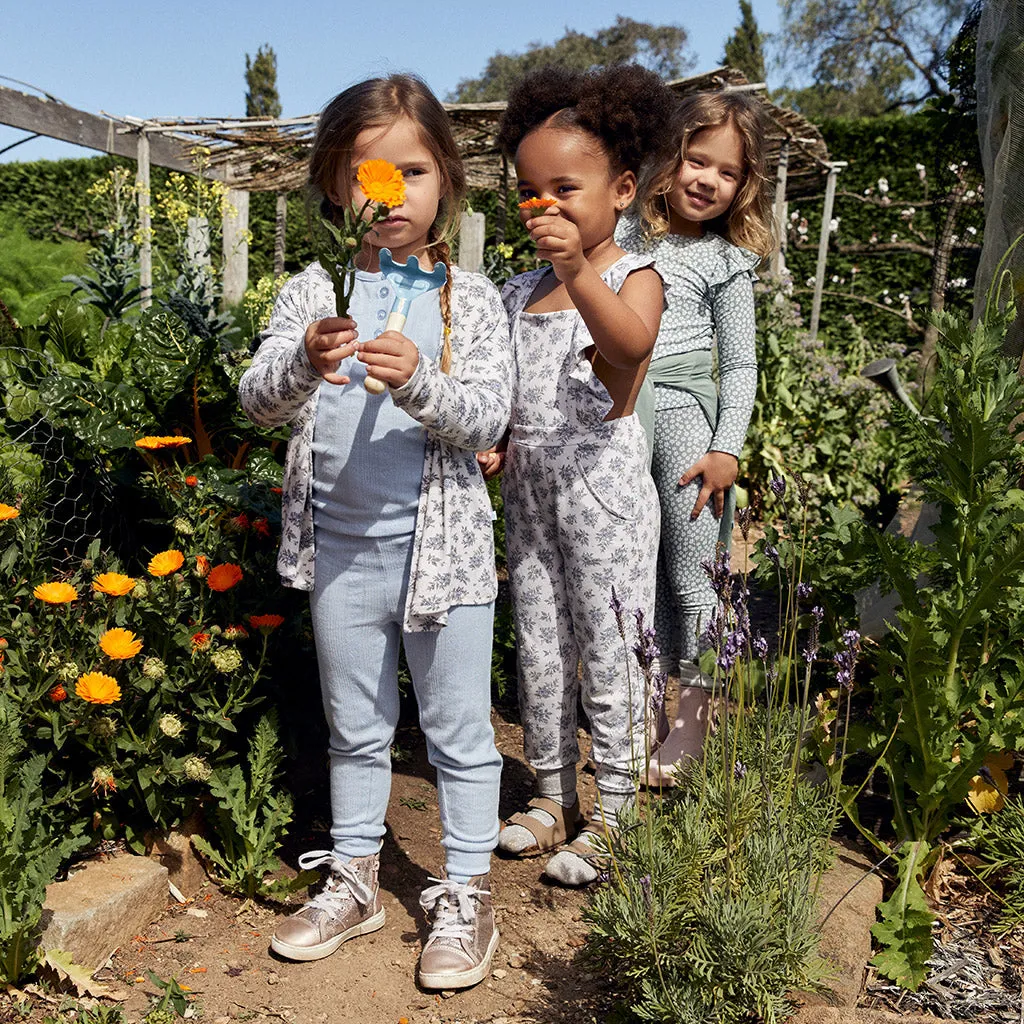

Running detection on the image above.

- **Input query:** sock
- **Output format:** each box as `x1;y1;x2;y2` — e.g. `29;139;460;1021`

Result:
498;766;577;854
544;783;631;886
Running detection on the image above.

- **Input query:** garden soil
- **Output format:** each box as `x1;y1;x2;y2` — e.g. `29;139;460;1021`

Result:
94;707;616;1024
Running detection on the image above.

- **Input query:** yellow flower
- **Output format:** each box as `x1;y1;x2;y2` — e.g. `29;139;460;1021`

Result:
76;672;122;705
357;159;406;208
92;572;137;597
966;751;1014;814
136;435;192;450
148;549;185;576
34;581;78;604
0;503;19;521
99;627;143;660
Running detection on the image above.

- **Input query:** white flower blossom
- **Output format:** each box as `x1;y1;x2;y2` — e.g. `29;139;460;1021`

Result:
901;207;916;219
831;274;839;283
891;232;899;242
950;277;968;288
965;190;976;200
829;218;840;233
916;163;927;180
806;278;815;287
967;226;978;236
878;177;889;194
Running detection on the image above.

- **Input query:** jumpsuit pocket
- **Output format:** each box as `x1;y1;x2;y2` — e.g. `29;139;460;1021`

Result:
574;437;645;524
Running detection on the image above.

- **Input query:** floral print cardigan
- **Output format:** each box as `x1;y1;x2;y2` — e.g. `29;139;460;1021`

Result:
238;261;512;632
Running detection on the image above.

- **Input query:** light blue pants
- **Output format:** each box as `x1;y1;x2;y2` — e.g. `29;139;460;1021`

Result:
310;528;501;880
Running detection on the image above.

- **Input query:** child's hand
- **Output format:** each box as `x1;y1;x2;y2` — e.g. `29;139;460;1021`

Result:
357;331;420;390
524;207;585;282
476;447;506;479
680;451;739;519
305;317;359;385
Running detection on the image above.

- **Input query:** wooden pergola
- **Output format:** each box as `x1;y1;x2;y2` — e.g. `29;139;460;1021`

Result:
0;68;835;319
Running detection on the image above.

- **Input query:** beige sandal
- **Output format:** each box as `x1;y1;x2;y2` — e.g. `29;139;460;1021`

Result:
560;824;615;867
501;796;584;857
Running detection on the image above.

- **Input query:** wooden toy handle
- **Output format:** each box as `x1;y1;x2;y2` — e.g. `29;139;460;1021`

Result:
363;310;408;394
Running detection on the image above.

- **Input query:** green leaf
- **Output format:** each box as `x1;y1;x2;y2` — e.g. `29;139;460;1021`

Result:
870;842;934;991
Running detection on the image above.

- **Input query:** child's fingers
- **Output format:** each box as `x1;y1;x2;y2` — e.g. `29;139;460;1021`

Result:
321;370;352;386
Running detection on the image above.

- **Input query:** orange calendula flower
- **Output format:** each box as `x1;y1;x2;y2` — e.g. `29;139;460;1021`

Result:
228;512;250;532
249;613;285;634
224;623;249;641
185;475;198;487
195;555;211;578
518;197;558;211
357;159;406;208
191;632;212;652
135;435;192;450
0;503;19;520
148;549;185;576
49;684;68;702
99;627;144;660
270;486;283;496
76;672;122;705
34;581;79;604
207;563;243;592
251;517;271;538
93;572;137;597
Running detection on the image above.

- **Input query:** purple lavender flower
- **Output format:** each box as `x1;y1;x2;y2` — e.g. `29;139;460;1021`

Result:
833;628;862;691
770;474;787;498
716;627;747;672
701;607;725;650
632;608;660;670
701;548;732;601
802;605;824;664
735;506;752;540
763;543;780;568
734;760;748;780
648;671;668;720
752;635;769;661
609;587;624;619
796;582;814;601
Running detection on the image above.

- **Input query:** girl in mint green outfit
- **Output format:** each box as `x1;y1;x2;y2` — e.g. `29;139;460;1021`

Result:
618;91;774;775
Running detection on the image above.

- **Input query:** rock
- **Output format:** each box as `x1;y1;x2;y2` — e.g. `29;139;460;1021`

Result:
801;840;883;1009
147;813;209;897
491;968;507;979
40;853;169;971
507;952;526;969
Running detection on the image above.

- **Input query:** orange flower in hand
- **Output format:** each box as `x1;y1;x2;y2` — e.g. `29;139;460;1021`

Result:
207;563;243;592
518;197;558;211
148;549;185;577
34;581;78;604
76;672;121;704
357;159;406;208
99;627;144;660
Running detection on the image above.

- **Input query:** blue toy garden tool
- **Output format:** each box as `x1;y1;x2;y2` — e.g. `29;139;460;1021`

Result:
364;247;448;394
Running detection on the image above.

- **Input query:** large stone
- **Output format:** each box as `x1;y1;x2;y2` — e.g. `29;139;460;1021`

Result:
40;853;169;970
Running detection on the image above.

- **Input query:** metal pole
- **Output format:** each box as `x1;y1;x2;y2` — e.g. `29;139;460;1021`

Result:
809;163;843;341
136;131;151;309
770;137;790;276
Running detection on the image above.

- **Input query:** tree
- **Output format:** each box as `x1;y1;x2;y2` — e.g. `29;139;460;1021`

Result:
723;1;766;83
775;0;972;118
245;44;281;119
448;17;696;102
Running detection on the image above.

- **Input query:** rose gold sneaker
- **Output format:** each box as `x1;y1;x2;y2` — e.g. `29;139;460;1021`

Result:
270;850;384;962
417;873;498;990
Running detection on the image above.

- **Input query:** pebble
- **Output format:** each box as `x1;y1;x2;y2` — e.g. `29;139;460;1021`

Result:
186;908;208;918
266;971;278;985
491;968;507;980
441;989;457;998
507;952;526;969
530;978;542;987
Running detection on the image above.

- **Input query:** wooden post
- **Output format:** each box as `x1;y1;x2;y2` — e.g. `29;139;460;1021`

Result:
459;211;486;273
274;193;287;276
137;132;152;309
770;138;790;277
222;189;250;308
809;163;843;342
495;155;509;247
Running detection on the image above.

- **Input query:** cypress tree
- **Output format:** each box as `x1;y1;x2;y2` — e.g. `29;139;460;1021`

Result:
723;0;766;83
245;45;282;119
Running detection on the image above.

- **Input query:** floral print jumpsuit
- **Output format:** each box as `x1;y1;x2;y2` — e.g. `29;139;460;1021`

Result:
501;254;660;781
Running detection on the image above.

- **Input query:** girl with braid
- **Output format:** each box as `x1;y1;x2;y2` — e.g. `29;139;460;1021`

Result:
239;74;511;990
482;65;672;886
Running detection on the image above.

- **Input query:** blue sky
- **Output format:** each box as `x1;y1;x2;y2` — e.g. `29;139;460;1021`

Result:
1;0;782;164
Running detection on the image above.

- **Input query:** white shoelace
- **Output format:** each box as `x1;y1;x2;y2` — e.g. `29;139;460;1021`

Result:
297;850;374;919
419;877;488;942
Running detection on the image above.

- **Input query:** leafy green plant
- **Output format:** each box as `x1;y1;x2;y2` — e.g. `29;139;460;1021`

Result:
784;295;1024;990
191;715;313;901
974;795;1024;933
0;696;88;984
143;971;192;1020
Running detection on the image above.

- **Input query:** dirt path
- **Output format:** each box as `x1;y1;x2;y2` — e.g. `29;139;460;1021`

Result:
100;707;620;1024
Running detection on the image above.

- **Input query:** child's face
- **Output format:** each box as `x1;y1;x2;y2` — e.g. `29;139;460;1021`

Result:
666;121;745;236
330;116;443;266
514;126;634;252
